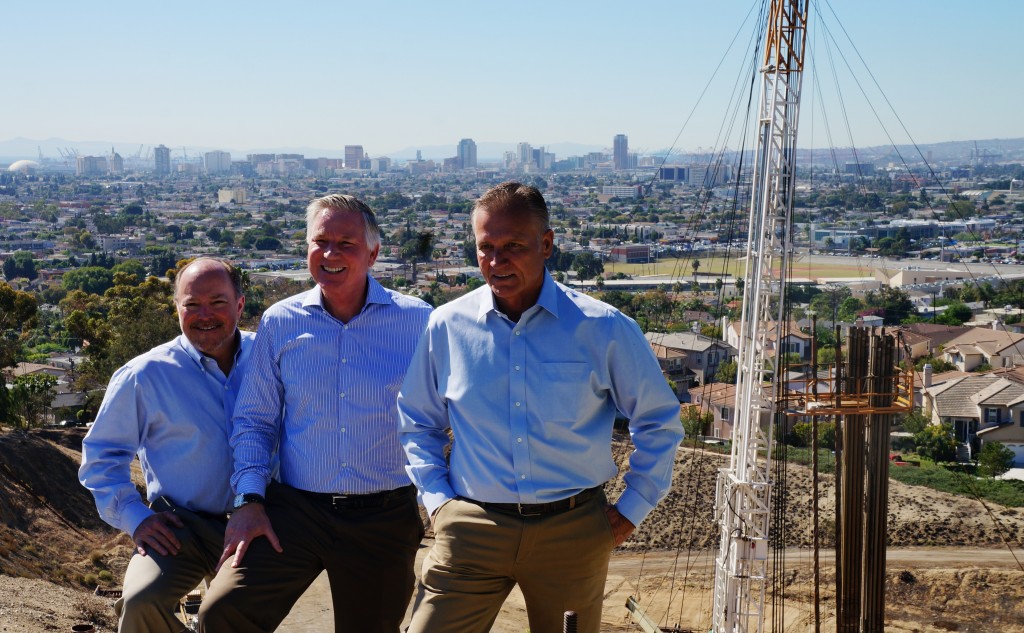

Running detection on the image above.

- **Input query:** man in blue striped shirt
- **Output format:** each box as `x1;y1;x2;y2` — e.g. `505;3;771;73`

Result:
79;258;253;633
199;194;432;633
399;182;684;633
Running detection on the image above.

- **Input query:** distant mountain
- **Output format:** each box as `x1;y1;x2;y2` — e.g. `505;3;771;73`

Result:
3;136;1022;165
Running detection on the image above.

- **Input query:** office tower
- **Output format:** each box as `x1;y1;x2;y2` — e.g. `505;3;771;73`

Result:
457;138;477;169
76;156;107;177
345;145;364;169
204;150;232;175
154;145;171;176
613;134;629;170
108;148;123;175
516;142;533;169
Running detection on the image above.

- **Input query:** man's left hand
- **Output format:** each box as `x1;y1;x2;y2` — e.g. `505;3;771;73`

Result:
605;505;635;547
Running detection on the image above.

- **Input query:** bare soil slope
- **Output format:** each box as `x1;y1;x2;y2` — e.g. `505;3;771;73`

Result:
2;431;1024;632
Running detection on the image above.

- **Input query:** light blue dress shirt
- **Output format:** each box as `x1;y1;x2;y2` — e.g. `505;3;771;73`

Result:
79;331;255;537
232;277;432;497
398;275;684;528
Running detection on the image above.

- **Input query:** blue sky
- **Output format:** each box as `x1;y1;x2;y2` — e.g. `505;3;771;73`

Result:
2;0;1021;158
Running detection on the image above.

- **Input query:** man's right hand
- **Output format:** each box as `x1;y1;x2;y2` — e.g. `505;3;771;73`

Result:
216;502;282;571
132;511;185;557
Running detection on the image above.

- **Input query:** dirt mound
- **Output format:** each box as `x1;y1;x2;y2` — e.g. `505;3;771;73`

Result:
610;443;1024;552
0;429;127;588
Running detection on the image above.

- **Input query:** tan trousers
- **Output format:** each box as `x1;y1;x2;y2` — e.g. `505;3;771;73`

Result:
198;482;423;633
408;491;615;633
116;500;225;633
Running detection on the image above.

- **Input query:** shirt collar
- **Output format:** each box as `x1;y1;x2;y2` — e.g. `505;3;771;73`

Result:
178;330;242;369
301;275;394;313
476;271;559;321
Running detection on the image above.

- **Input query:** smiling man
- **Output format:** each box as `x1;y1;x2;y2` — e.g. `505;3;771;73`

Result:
199;194;432;633
80;258;253;633
398;181;684;633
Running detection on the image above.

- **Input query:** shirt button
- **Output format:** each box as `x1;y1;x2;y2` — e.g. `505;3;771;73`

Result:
341;428;346;433
520;474;526;480
342;358;348;364
515;365;520;371
515;331;521;336
517;437;523;443
341;462;348;467
515;402;521;407
340;393;346;398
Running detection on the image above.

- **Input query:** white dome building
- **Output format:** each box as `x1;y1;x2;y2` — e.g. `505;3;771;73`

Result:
8;159;39;174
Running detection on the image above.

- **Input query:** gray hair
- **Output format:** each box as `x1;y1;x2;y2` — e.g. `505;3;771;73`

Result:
305;194;381;249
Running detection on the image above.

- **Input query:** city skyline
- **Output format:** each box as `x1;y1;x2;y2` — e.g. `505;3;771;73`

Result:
3;1;1022;158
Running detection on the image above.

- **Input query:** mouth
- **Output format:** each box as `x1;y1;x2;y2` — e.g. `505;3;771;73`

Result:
194;324;221;332
321;265;346;274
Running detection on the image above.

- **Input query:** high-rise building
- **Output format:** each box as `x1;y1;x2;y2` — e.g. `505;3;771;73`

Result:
457;138;477;169
76;156;108;177
204;151;232;174
108;148;123;175
345;145;364;169
154;145;171;176
517;142;533;169
613;134;629;170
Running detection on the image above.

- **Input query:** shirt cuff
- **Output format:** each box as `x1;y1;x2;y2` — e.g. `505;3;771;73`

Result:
420;487;456;519
235;472;268;497
613;487;656;528
123;501;155;539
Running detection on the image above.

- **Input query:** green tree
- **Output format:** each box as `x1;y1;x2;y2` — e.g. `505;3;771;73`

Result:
572;252;604;283
10;373;57;428
934;302;973;326
715;359;738;384
680;407;712;444
977;442;1015;479
914;422;958;463
898;408;931;434
111;260;147;285
63;267;115;295
3;251;38;281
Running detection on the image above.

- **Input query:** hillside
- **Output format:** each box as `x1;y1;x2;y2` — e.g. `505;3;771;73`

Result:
2;430;1024;631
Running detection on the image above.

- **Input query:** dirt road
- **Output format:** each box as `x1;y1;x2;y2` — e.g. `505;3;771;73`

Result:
276;544;1024;632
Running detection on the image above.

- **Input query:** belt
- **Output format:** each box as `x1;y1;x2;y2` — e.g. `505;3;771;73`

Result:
296;484;415;510
471;486;602;518
192;509;229;523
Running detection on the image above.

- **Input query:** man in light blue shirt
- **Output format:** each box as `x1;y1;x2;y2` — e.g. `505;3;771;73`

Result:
79;258;252;633
199;194;432;633
399;181;684;633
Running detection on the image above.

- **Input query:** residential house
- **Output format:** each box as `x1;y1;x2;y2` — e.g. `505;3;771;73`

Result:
649;342;692;399
688;382;738;439
723;317;812;362
941;327;1024;371
646;332;736;386
923;373;1024;458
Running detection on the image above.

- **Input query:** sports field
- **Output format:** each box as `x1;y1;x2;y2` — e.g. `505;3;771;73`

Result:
604;255;884;280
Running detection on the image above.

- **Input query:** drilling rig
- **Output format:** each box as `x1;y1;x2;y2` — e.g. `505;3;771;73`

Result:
711;1;808;631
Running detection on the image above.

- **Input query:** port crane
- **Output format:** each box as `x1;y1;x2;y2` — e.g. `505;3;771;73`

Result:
710;1;808;631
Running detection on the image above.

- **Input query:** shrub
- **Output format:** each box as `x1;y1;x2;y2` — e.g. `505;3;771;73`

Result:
978;442;1015;479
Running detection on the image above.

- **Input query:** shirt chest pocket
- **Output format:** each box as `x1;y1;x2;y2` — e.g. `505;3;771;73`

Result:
538;362;593;422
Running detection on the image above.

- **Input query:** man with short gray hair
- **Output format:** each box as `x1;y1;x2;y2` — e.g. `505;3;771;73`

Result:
199;193;432;633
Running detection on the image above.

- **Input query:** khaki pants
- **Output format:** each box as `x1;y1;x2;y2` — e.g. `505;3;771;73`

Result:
408;491;615;633
117;500;225;633
199;482;423;633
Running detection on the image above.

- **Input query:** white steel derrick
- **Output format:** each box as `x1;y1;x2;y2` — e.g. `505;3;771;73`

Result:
711;1;808;632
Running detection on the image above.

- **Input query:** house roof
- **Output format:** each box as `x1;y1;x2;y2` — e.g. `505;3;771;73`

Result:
945;328;1024;356
646;332;734;354
688;382;737;407
650;342;687;360
902;323;973;348
927;374;1021;419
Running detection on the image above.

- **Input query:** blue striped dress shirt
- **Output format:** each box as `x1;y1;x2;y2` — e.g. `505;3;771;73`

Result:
398;275;684;528
79;332;254;537
232;277;432;497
